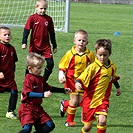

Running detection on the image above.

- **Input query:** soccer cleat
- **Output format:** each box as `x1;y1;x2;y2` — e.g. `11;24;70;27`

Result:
6;111;18;120
65;121;76;127
60;99;66;117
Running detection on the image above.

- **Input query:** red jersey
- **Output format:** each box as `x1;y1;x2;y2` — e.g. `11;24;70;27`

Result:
21;73;52;105
24;13;55;52
0;43;18;88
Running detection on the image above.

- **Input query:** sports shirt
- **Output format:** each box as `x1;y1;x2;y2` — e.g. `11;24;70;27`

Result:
0;43;18;88
59;46;95;90
21;74;52;105
24;13;55;51
77;58;120;108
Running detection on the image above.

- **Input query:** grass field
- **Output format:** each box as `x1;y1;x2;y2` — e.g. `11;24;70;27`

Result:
0;2;133;133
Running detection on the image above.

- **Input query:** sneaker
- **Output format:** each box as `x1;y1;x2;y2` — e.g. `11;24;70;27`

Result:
60;99;66;117
6;111;18;120
65;121;76;127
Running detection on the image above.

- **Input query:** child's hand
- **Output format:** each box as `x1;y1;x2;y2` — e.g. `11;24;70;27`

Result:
64;88;72;94
59;77;66;84
22;44;27;49
44;91;52;98
75;82;82;91
53;48;57;53
116;88;121;96
0;72;4;80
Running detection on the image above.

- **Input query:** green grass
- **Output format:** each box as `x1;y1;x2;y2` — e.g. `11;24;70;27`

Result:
0;2;133;133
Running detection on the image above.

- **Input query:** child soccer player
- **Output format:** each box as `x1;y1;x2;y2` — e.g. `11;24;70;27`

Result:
18;52;71;133
22;0;57;81
75;39;121;133
0;26;18;119
58;29;95;126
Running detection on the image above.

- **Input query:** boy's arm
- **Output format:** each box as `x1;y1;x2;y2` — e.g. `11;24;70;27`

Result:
50;32;57;51
113;81;120;89
50;86;71;94
22;28;30;45
113;81;121;96
28;91;52;98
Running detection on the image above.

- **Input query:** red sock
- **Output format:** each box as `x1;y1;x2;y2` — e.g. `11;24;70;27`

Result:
97;125;106;133
63;100;69;112
66;105;76;122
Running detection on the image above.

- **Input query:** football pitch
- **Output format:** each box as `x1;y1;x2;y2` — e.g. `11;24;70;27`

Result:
0;2;132;133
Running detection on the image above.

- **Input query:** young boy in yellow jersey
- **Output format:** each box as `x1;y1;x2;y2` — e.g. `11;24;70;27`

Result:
58;29;95;126
75;39;121;133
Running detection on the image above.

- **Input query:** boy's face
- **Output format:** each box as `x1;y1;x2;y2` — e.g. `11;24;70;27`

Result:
96;47;110;65
74;34;88;52
28;64;43;76
35;1;47;15
0;29;11;44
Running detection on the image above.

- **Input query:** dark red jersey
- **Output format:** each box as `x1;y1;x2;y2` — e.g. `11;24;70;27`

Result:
21;74;52;105
24;13;55;52
0;43;18;88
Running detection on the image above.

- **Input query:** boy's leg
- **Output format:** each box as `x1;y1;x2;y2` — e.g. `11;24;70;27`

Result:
97;125;107;133
6;90;18;119
81;124;92;133
65;94;79;126
65;104;77;126
18;124;32;133
8;90;18;111
35;120;55;133
43;58;54;81
97;114;107;133
60;99;69;117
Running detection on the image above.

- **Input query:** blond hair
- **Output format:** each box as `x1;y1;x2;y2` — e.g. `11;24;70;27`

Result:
26;52;45;68
74;29;88;40
36;0;47;6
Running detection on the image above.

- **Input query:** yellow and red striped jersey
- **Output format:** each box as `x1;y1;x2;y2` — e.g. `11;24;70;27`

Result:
59;46;95;91
78;58;120;108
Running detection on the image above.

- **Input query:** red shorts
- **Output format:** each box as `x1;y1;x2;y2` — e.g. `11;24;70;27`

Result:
82;103;109;123
29;46;53;58
18;103;51;127
0;85;17;93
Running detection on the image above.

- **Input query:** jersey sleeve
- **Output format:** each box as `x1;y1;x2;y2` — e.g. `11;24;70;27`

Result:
112;63;120;82
77;65;94;89
59;51;71;72
24;15;33;30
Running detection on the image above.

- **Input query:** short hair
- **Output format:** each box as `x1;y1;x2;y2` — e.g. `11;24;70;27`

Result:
26;52;45;68
36;0;47;6
94;39;112;55
0;26;10;31
74;29;88;40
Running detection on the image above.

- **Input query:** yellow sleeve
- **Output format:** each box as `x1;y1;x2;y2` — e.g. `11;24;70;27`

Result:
77;64;95;88
59;50;71;72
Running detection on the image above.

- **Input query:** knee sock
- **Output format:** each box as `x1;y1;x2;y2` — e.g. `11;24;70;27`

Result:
35;120;55;133
18;124;32;133
66;104;76;122
63;100;69;112
81;127;90;133
8;90;18;112
43;68;52;81
97;124;107;133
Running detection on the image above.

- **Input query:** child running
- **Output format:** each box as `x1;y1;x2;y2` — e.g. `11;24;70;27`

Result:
58;29;95;126
0;26;18;119
18;52;71;133
75;39;121;133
